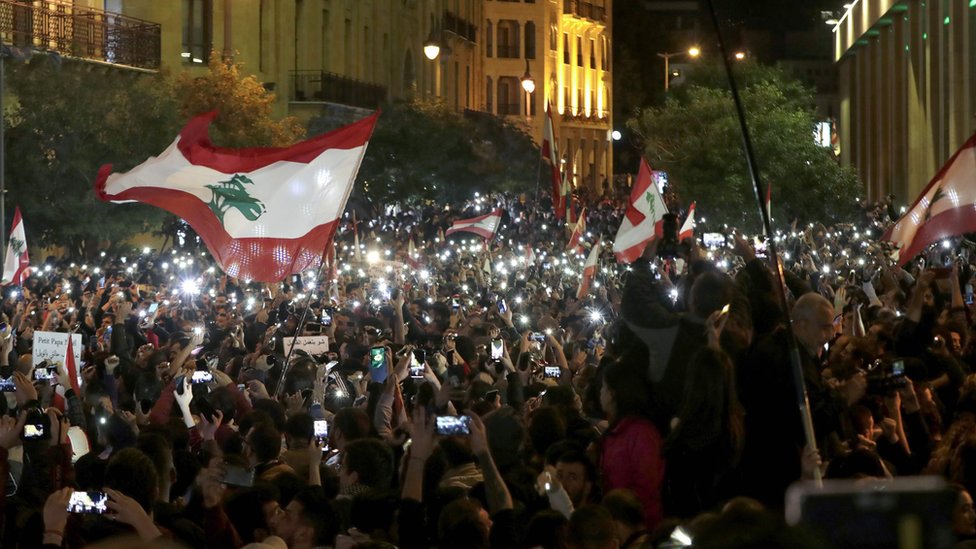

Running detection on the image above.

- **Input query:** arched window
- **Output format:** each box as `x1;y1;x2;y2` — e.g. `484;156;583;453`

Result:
486;76;494;113
486;21;493;57
403;50;416;95
497;20;520;58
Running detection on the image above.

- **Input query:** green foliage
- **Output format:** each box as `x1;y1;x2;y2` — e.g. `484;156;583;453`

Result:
309;98;540;205
5;58;182;257
628;62;862;233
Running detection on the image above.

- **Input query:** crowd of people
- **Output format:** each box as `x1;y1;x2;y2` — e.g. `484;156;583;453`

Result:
0;185;974;548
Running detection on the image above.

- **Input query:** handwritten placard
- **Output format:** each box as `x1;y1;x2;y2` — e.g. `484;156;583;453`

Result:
287;336;330;357
32;331;83;367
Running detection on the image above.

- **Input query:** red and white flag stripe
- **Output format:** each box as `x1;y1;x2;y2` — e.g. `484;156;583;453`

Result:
578;239;602;300
567;207;587;250
2;207;30;286
613;159;668;263
96;111;378;282
883;132;976;265
678;202;696;242
446;209;504;240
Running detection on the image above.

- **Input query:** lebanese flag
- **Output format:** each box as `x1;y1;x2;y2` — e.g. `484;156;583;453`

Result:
678;202;696;241
2;207;30;285
95;111;378;282
542;103;564;219
567;207;587;250
883;132;976;265
405;237;421;270
612;159;668;263
446;208;503;240
525;243;537;264
64;334;81;395
577;239;602;299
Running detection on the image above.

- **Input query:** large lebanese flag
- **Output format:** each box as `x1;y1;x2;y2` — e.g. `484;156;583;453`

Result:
542;104;564;219
882;132;976;265
577;239;602;299
2;207;30;285
96;111;378;282
612;159;668;263
446;208;504;240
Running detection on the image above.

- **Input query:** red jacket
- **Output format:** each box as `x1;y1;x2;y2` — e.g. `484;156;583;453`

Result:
600;416;665;529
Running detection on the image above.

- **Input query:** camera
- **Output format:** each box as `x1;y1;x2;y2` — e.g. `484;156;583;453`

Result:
866;358;909;396
435;415;472;436
67;491;109;514
23;407;51;441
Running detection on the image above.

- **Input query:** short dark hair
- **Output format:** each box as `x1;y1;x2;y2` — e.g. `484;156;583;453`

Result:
104;448;158;513
248;422;283;463
602;489;645;528
556;449;596;484
343;438;394;491
333;407;372;441
224;485;279;544
568;505;616;549
438;498;489;549
293;487;340;545
284;413;314;442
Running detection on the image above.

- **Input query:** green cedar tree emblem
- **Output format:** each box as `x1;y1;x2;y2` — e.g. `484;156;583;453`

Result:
9;236;25;255
205;174;267;225
645;191;656;218
924;184;946;221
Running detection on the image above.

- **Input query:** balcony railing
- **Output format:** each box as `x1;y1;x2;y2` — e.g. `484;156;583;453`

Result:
0;0;160;70
443;10;477;43
562;0;608;23
496;44;519;58
290;70;387;109
497;102;520;116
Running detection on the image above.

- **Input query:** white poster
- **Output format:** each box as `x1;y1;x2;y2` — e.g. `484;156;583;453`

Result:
32;331;83;367
287;335;330;357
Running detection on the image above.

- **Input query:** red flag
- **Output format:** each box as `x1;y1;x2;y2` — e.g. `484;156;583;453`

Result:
765;183;772;222
578;239;602;299
883;132;976;265
64;335;81;395
96;111;379;282
678;202;696;241
567;207;587;250
446;209;504;240
2;207;30;286
612;159;668;263
542;103;564;219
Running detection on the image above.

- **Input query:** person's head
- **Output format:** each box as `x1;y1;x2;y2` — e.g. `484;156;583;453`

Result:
270;486;339;549
134;432;175;503
340;437;394;493
689;270;735;318
599;359;654;423
602;489;645;545
438;497;492;549
523;509;569;549
246;422;283;467
331;407;372;451
283;413;314;450
225;484;281;544
529;406;567;458
792;293;835;356
567;505;618;549
952;483;976;537
556;450;596;508
104;447;159;513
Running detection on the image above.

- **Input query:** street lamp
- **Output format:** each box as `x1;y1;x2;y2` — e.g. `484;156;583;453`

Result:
734;51;746;60
520;59;535;117
423;31;440;60
657;46;700;92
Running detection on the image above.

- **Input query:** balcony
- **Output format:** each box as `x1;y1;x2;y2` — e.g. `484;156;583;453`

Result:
562;0;608;24
443;10;477;43
495;44;520;58
0;0;160;70
290;70;386;109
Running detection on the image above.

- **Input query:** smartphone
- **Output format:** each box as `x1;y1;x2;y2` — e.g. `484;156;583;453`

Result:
497;299;507;314
530;332;546;342
410;349;426;378
451;296;461;310
221;463;256;488
484;389;499;402
321;308;333;327
139;399;153;415
0;377;14;392
490;337;504;361
544;365;561;379
720;303;731;316
892;359;905;377
703;232;726;249
33;366;56;381
191;370;214;384
370;346;388;383
313;419;329;446
23;422;47;440
966;284;974;306
67;491;109;514
435;415;472;436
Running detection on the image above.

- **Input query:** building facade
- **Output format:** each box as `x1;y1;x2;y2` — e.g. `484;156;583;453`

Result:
834;0;976;203
482;0;613;190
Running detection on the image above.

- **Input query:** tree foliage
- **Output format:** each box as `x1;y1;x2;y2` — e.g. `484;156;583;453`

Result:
309;98;540;206
628;63;862;233
5;58;182;256
175;57;305;148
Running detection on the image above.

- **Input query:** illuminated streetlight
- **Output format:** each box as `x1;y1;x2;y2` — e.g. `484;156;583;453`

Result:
423;31;440;60
657;46;701;92
520;59;535;118
734;51;746;60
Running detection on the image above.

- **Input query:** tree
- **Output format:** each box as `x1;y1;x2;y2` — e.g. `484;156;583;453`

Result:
5;58;182;257
628;62;862;233
175;57;305;148
308;98;540;206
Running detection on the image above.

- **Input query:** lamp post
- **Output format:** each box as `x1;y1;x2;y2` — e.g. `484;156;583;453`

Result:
657;46;700;92
520;59;535;118
423;30;443;98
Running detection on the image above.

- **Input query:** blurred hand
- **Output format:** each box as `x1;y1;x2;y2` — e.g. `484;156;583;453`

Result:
408;406;436;462
0;412;26;450
12;371;37;407
173;376;193;409
198;409;223;441
247;380;270;401
308;437;325;467
105;487;158;536
43;487;73;533
466;410;489;456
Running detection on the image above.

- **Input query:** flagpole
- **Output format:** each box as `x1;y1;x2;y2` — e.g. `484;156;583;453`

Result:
274;111;380;399
705;0;822;486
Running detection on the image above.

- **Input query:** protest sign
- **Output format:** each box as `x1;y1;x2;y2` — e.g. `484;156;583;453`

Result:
286;336;330;357
33;331;83;367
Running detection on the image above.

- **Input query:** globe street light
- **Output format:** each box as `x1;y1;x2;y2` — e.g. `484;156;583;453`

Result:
520;59;535;118
423;30;440;60
657;46;700;92
734;51;746;60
